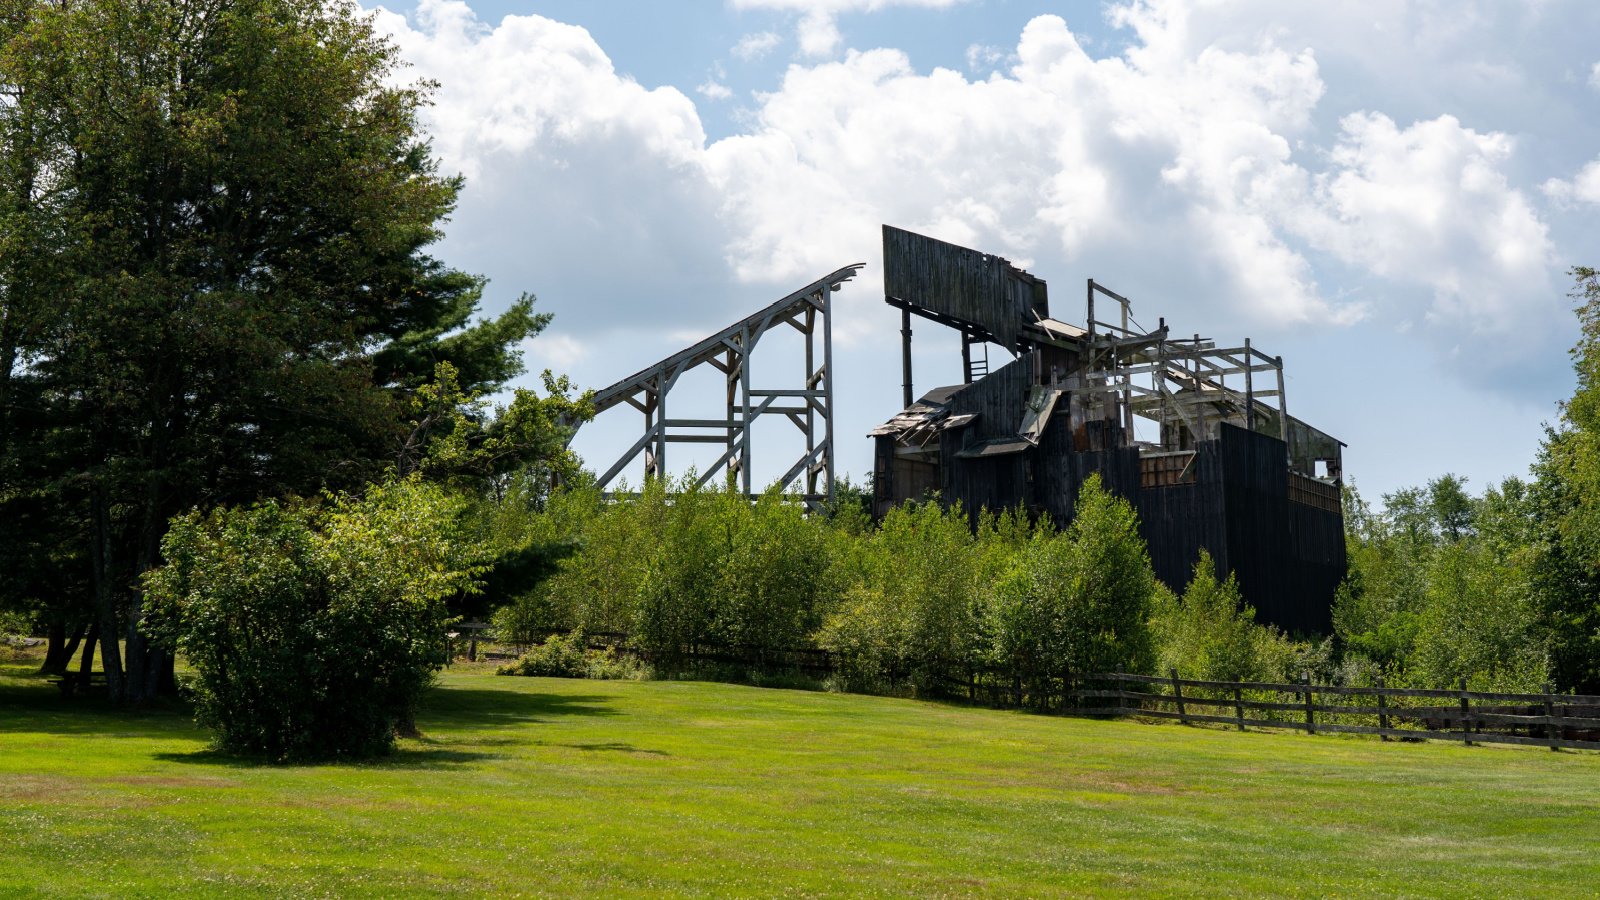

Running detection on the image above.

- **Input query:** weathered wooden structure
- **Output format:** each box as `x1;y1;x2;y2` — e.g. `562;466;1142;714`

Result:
871;226;1345;633
582;265;862;510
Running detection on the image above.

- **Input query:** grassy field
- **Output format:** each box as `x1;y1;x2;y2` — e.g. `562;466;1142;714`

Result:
2;648;1597;898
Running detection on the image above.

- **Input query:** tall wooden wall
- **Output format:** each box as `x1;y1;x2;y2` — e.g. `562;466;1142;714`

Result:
923;367;1342;634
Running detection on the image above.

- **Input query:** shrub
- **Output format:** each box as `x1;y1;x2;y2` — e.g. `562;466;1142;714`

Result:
143;478;486;761
1151;551;1288;682
497;630;643;680
817;499;984;695
980;475;1156;708
497;630;589;677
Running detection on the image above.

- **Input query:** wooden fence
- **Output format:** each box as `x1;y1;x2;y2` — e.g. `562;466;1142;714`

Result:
1072;671;1600;751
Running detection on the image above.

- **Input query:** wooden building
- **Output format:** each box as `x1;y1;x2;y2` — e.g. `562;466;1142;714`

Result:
870;226;1345;634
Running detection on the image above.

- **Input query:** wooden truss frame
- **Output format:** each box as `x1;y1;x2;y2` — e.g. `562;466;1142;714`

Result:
1059;279;1288;447
583;264;863;510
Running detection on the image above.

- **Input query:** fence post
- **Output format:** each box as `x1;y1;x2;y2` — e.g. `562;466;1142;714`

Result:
1543;682;1559;752
1302;673;1316;735
1376;676;1389;741
1170;668;1188;725
1233;684;1245;731
1458;677;1473;747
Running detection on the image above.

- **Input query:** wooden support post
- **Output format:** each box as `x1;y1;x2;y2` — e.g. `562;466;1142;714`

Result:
1244;337;1255;433
1302;673;1316;735
1544;683;1559;752
655;383;667;481
1170;668;1187;725
805;304;816;497
1233;685;1245;731
821;284;836;506
900;306;914;409
1275;355;1288;443
1459;677;1473;746
725;348;738;486
740;328;753;496
1376;676;1390;740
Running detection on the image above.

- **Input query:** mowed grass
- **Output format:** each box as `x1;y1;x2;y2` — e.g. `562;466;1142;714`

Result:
2;651;1597;898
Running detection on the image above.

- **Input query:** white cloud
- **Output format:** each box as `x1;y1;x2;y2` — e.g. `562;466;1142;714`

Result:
371;0;1569;384
697;79;733;100
731;31;782;61
729;0;969;57
1590;61;1600;90
1287;113;1553;332
1543;157;1600;206
964;43;1006;72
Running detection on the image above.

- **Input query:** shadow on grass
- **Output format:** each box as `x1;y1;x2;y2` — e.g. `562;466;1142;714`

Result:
418;686;618;731
549;741;669;757
1;673;617;749
151;745;502;769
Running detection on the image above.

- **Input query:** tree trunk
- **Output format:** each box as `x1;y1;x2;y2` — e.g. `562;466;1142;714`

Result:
90;481;125;699
41;621;88;677
40;621;69;676
78;622;98;677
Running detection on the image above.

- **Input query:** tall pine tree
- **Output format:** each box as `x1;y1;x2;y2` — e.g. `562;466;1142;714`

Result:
0;0;549;700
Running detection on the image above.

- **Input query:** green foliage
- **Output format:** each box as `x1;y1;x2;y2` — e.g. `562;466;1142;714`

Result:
1336;476;1552;691
1527;266;1600;692
818;499;989;693
143;478;487;760
0;0;546;702
400;361;593;495
1409;538;1547;691
1152;551;1290;682
495;630;642;680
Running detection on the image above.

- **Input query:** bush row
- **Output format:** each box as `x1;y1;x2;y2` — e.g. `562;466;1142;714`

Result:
493;474;1307;707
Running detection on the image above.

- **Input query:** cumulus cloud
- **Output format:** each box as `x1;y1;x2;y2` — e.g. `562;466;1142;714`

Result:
1288;113;1553;332
1543;158;1600;206
369;1;735;335
697;79;733;100
731;31;782;61
729;0;969;57
371;0;1567;382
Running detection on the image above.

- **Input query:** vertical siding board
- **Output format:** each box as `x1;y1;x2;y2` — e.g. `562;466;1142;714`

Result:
883;225;1044;351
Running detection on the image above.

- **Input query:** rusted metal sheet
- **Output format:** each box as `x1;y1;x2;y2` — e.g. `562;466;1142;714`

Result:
882;225;1047;351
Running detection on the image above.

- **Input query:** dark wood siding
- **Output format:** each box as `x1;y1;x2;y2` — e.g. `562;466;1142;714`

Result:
883;225;1046;350
940;354;1033;517
1219;424;1294;631
1138;440;1228;595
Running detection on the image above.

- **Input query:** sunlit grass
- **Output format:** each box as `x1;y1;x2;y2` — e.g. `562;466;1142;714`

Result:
2;648;1596;897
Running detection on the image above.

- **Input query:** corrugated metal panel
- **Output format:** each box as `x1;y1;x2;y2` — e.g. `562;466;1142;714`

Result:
882;225;1047;351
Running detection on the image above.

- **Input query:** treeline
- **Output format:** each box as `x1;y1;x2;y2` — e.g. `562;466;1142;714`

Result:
490;474;1322;707
1331;267;1600;696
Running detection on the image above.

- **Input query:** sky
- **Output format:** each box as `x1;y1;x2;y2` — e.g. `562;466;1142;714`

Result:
364;0;1600;501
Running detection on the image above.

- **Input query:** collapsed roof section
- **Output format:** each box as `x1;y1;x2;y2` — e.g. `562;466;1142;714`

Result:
876;225;1344;482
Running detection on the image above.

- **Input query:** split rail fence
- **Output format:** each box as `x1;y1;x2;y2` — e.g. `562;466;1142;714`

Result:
1072;672;1600;751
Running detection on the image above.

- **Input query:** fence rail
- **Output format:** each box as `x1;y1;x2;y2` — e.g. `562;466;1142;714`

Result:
1071;671;1600;752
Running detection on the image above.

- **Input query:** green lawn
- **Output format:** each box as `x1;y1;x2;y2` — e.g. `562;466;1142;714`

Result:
2;651;1597;897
